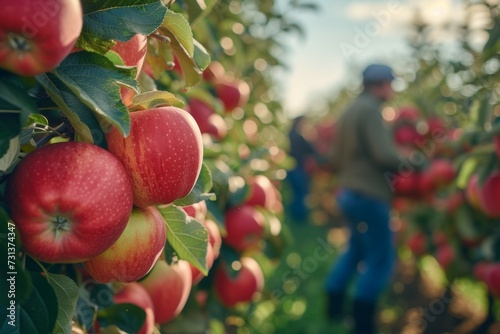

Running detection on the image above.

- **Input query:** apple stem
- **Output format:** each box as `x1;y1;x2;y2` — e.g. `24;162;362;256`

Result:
54;215;71;237
7;33;31;52
150;33;171;44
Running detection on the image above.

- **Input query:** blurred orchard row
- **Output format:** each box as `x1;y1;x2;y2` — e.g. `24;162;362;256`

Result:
289;1;500;332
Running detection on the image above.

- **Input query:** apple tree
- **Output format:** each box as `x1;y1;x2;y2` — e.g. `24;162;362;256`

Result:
0;0;312;333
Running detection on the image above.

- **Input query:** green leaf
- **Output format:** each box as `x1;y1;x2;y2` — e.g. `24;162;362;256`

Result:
23;273;59;334
158;205;208;275
128;91;185;111
162;11;194;56
193;39;211;72
79;0;168;53
173;162;215;206
35;74;107;147
50;51;137;137
46;273;79;334
482;17;500;61
159;11;203;87
98;303;146;334
470;93;493;129
0;136;19;173
24;114;49;127
478;152;498;186
185;0;218;27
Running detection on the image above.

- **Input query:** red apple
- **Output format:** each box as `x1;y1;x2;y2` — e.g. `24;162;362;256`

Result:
417;171;436;197
112;34;147;74
435;243;455;269
214;257;264;307
204;219;222;257
214;77;250;112
427;116;445;136
6;142;133;263
111;34;148;106
0;0;83;76
407;232;427;256
182;201;208;223
187;98;227;140
223;205;265;252
443;191;465;214
106;107;203;208
113;283;155;334
393;173;420;197
394;106;420;123
480;171;500;218
486;264;500;297
202;61;225;82
428;159;456;187
473;262;494;282
394;125;423;146
244;175;277;210
138;260;192;324
83;206;166;283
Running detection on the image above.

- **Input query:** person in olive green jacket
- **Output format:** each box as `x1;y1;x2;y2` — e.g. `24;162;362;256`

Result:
324;64;405;334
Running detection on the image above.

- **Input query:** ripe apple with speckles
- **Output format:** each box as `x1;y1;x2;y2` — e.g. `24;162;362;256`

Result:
6;142;133;263
106;106;204;208
83;206;166;283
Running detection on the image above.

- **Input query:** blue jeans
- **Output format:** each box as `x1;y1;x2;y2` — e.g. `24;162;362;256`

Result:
325;189;395;302
286;166;310;220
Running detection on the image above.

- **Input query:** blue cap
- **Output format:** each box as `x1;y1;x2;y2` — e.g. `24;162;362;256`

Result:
362;64;395;83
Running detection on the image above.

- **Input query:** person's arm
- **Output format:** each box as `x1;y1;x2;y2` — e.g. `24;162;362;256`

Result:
362;110;402;172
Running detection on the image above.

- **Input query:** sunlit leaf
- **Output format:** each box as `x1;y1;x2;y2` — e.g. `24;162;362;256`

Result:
158;205;208;275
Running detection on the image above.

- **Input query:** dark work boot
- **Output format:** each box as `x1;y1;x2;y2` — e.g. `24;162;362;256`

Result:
352;299;377;334
326;291;345;321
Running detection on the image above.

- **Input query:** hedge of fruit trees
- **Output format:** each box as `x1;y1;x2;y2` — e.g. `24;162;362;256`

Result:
303;2;500;331
0;0;317;333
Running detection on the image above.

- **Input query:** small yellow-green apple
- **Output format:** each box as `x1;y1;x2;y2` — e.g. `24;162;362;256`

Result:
106;107;203;208
83;206;166;283
6;142;133;263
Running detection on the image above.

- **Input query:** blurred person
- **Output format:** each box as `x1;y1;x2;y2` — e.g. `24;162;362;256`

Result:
324;64;405;334
286;115;318;222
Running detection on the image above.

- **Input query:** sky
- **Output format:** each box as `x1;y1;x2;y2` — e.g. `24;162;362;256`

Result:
274;0;469;117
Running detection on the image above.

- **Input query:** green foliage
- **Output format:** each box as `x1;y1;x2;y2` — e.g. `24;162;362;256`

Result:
97;303;146;333
158;205;209;275
79;0;168;53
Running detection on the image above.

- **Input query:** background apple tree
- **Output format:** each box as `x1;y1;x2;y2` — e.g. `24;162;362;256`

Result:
0;0;317;333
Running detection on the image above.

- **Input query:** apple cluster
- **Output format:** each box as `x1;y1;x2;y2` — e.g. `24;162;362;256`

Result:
184;60;251;141
387;106;500;293
0;1;292;331
4;27;209;334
